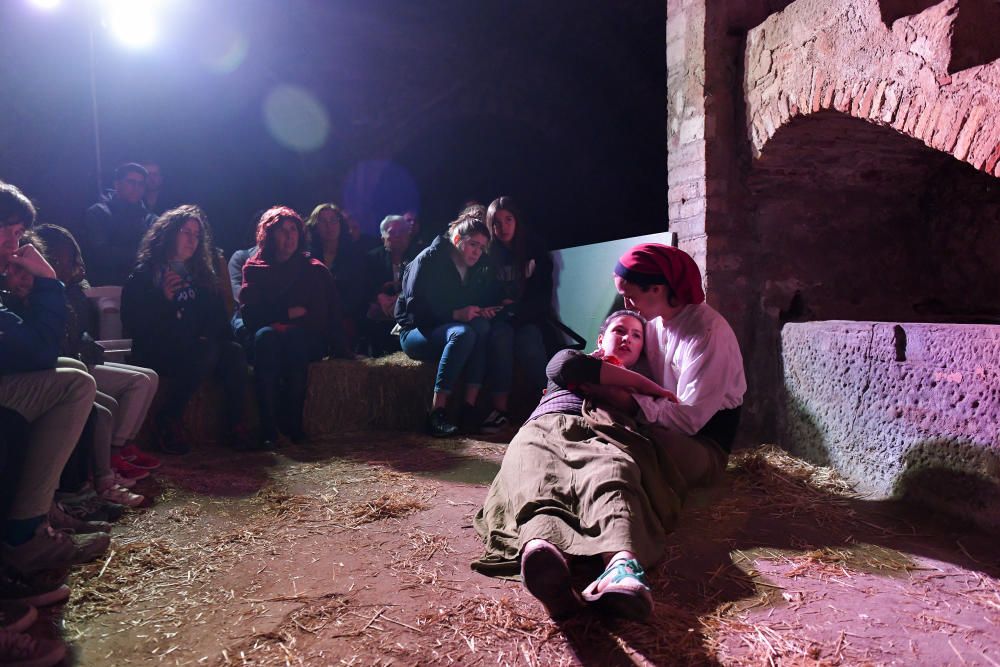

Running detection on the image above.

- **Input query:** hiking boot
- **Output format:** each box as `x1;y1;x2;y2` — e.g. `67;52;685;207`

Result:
48;503;111;535
479;409;511;435
68;531;112;565
0;601;36;634
0;570;70;608
426;408;458;438
119;443;161;470
0;629;66;667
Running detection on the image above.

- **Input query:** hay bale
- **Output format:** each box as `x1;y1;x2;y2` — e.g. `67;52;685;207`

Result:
303;352;434;435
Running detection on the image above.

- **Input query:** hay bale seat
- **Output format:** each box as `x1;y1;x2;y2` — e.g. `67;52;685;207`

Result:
136;352;435;446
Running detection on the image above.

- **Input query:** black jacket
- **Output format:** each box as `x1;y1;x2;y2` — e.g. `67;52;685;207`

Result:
121;265;230;366
490;231;555;326
81;193;157;286
0;277;66;375
394;235;497;331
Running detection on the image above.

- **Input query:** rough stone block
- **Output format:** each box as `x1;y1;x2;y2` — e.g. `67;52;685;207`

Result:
782;321;1000;532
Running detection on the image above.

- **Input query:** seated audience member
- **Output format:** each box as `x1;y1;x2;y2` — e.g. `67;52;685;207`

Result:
240;207;334;448
3;258;144;509
361;215;418;357
34;225;160;477
473;310;679;621
344;209;380;252
81;163;157;286
402;209;430;253
394;211;503;437
305;203;361;350
0;181;104;574
122;205;250;454
479;196;555;432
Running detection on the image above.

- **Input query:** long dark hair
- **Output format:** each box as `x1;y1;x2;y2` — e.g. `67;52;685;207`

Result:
135;204;217;290
34;224;87;287
486;196;528;293
304;202;351;259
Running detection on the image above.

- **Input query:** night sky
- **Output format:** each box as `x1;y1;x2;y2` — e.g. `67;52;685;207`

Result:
0;1;666;255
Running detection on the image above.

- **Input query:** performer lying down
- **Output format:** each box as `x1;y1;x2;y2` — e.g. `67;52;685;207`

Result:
472;309;684;621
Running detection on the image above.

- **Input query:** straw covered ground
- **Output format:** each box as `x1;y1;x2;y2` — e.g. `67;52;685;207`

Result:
55;434;999;666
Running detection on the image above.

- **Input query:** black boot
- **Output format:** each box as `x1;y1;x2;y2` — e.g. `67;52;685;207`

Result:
426;408;458;438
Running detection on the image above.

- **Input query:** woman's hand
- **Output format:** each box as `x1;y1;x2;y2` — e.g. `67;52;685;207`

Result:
655;387;680;402
162;269;183;301
453;305;481;322
9;244;56;280
288;306;307;320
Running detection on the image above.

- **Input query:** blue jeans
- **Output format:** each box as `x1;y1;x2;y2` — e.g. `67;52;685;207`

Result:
400;318;491;394
487;321;549;395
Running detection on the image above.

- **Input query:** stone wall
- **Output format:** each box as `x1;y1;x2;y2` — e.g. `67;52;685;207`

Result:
783;320;1000;530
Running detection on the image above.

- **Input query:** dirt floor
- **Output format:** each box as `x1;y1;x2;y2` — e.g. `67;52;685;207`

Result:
47;432;1000;666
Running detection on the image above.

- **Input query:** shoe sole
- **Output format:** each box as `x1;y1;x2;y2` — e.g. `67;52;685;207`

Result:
582;585;653;622
2;603;38;634
521;545;582;621
7;583;71;609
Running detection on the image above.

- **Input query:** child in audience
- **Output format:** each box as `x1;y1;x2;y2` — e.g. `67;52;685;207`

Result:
34;225;160;477
122;205;250;454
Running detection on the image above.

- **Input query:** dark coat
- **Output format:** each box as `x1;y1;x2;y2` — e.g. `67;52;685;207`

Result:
121;265;230;367
81;193;157;286
490;231;555;326
0;277;66;374
239;252;336;344
394;235;497;331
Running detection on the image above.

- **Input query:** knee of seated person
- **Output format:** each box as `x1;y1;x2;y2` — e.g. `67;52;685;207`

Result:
468;317;491;336
254;326;279;346
60;367;98;403
514;324;543;346
446;322;477;344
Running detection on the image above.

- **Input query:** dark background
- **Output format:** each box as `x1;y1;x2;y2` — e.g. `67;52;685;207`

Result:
0;0;666;255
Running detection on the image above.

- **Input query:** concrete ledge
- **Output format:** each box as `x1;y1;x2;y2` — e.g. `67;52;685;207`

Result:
782;321;1000;532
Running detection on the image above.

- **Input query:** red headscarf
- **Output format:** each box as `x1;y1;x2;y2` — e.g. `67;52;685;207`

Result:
614;243;705;305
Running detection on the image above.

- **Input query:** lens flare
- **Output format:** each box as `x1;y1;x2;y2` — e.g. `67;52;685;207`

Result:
200;25;249;74
263;84;330;152
104;0;158;48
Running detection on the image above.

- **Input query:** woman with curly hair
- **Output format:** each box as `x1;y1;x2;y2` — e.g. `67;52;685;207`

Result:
240;206;335;448
304;202;361;351
122;205;250;454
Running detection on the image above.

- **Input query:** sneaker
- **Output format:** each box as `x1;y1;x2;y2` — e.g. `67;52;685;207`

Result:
1;524;79;575
110;455;151;481
68;531;112;565
98;484;144;508
0;601;36;634
479;409;510;435
0;570;70;608
113;473;137;489
49;503;111;535
426;408;458;438
58;496;125;524
0;629;67;667
119;443;161;470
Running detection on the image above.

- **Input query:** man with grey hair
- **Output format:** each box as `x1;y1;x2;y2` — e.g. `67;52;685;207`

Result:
360;214;418;356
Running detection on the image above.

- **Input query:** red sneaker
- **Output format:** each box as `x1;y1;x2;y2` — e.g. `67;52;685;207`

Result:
110;455;151;481
119;443;161;470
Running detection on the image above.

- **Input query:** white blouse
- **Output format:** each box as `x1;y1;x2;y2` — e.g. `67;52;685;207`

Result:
632;303;747;435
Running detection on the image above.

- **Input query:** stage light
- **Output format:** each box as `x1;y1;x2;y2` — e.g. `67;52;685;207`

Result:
29;0;62;10
103;0;159;48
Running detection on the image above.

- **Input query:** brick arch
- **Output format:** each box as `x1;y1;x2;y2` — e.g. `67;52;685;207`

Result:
744;0;1000;178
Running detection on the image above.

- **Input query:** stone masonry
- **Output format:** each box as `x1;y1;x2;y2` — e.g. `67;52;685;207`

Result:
783;321;1000;531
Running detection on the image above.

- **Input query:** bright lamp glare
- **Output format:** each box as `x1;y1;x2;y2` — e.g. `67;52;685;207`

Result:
29;0;62;9
104;0;158;48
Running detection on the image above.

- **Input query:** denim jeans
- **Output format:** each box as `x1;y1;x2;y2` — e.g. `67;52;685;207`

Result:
399;318;491;394
487;321;549;395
